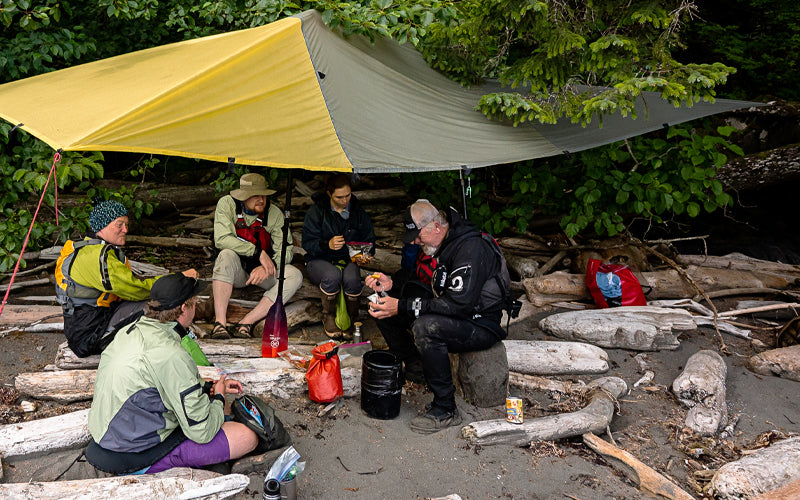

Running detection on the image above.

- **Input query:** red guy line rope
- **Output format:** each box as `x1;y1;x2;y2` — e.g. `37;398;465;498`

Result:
0;151;61;319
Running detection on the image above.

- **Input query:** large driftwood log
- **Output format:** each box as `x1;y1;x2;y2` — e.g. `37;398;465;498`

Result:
672;350;728;435
508;373;584;393
0;305;62;325
747;344;800;382
503;340;608;375
0;278;50;293
753;479;800;500
0;467;248;499
582;432;695;500
539;307;695;351
460;377;627;446
676;253;800;280
709;436;800;499
504;254;540;279
0;409;90;458
522;266;797;306
18;360;360;402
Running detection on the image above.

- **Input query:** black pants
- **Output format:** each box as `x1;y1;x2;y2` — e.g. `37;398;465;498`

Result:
375;313;501;411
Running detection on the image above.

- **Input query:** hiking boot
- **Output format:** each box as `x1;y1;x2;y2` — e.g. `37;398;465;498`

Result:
409;407;462;434
320;287;342;339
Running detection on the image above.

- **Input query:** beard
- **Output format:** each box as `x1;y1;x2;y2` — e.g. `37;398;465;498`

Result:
421;244;438;256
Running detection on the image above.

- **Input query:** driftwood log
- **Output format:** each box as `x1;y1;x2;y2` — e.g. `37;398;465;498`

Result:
508;373;585;394
672;350;728;435
747;344;800;382
539;306;695;351
460;377;627;446
676;253;800;281
753;479;800;500
522;266;797;306
582;432;695;500
125;235;212;249
449;341;508;408
0;467;248;500
0;409;90;458
709;436;800;499
503;340;609;375
18;359;360;402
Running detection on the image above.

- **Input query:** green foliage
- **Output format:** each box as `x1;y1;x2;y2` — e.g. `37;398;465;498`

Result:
419;0;736;126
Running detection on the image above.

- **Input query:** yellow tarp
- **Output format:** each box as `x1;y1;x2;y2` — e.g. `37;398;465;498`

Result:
0;16;351;171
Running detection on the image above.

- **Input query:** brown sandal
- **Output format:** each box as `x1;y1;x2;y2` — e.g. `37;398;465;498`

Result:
233;323;254;339
210;321;231;339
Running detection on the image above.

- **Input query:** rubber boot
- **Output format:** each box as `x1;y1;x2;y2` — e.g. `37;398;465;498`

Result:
343;292;360;341
320;287;342;339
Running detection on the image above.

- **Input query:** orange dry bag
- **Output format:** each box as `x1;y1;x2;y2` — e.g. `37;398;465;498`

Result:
306;341;343;403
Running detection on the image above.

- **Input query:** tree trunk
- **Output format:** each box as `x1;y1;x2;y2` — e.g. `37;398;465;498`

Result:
709;436;800;499
0;467;248;499
672;350;728;435
503;340;609;375
582;432;695;500
539;307;695;351
747;345;800;382
461;377;627;446
0;408;90;458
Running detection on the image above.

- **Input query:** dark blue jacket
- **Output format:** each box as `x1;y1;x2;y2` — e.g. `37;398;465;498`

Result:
302;192;376;263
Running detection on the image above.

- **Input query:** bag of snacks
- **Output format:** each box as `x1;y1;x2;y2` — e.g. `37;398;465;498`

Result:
346;241;373;265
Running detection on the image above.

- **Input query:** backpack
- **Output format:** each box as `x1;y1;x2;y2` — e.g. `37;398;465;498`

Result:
480;233;522;319
586;258;647;308
231;395;291;453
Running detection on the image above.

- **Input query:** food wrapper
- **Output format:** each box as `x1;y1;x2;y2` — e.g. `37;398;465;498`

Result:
347;241;373;265
278;346;310;370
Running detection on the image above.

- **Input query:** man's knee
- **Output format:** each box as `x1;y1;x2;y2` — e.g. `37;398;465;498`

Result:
212;249;242;281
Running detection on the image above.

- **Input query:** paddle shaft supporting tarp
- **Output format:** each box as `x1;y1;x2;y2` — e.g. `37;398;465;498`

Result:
0;10;761;174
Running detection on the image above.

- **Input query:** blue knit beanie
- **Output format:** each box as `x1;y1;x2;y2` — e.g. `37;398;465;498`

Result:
89;197;128;233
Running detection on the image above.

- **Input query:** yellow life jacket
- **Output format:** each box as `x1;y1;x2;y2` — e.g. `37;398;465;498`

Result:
55;239;129;311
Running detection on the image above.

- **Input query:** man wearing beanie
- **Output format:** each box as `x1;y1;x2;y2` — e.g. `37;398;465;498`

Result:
87;273;257;475
210;173;302;339
55;197;198;357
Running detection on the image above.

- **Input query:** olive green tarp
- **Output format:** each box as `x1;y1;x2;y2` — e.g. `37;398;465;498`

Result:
0;10;758;173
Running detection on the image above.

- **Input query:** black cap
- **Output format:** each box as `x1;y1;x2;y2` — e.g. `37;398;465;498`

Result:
402;206;437;244
150;273;209;311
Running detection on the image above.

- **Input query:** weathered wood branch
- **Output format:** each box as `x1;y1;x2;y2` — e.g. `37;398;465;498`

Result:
672;350;728;435
460;377;627;446
0;467;248;499
125;235;212;248
508;373;584;394
539;307;695;351
582;432;695;500
709;436;800;499
503;340;608;375
0;278;50;293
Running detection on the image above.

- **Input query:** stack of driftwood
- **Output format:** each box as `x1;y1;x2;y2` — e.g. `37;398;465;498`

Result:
3;180;800;498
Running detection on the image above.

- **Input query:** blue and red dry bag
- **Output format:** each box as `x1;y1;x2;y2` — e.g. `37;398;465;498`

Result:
586;258;647;308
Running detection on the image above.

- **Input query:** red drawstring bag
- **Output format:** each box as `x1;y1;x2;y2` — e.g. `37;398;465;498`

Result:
306;341;343;403
586;258;647;308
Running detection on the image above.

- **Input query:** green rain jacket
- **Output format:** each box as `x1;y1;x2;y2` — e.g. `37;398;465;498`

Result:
89;316;224;453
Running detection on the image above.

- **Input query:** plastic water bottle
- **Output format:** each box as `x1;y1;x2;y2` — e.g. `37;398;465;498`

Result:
263;478;280;500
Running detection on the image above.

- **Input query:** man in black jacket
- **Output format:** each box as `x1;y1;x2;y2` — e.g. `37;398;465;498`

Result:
367;199;509;434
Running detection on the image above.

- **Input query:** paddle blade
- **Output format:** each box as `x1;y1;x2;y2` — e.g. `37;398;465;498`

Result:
262;296;288;358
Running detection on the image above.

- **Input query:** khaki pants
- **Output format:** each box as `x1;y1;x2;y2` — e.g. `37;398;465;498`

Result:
212;249;303;302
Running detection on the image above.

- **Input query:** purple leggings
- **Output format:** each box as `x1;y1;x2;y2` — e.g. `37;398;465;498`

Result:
147;429;230;473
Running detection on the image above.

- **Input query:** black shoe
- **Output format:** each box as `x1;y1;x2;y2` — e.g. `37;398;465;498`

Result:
409;406;462;434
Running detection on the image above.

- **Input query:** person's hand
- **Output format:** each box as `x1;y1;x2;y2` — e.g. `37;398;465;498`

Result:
247;265;268;285
329;235;345;251
259;250;277;278
182;268;199;279
368;295;399;319
365;272;393;293
212;374;243;396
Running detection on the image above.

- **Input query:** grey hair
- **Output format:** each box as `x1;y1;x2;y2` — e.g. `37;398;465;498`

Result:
411;199;448;228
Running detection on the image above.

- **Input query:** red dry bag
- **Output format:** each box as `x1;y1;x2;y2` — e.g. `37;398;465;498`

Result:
586;258;647;308
306;341;343;403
